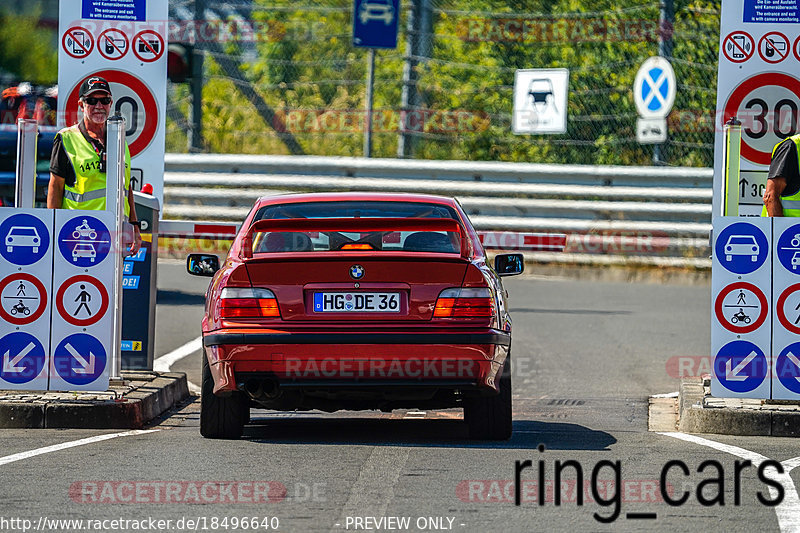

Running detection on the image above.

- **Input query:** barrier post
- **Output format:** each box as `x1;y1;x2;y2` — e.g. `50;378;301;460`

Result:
106;115;126;382
14;118;38;208
722;117;742;217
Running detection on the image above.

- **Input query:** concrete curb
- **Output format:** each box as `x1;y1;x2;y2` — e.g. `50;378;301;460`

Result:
678;377;800;437
0;372;189;429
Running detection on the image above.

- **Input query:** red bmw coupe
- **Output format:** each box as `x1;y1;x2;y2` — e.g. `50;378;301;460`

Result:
187;193;523;440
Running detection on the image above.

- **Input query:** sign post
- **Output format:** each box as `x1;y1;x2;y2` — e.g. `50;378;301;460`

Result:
14;119;38;209
106;115;126;382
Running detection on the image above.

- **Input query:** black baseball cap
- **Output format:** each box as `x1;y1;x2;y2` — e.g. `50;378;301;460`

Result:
79;76;112;98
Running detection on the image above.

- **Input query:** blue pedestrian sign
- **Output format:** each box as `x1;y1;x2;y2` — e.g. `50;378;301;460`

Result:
352;0;400;49
713;340;768;393
57;215;111;268
775;223;800;274
0;214;51;266
776;343;800;396
714;222;769;275
0;332;47;384
633;56;676;119
52;333;107;386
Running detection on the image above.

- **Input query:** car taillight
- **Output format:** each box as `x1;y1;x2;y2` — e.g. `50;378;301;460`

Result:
219;287;280;318
433;288;494;318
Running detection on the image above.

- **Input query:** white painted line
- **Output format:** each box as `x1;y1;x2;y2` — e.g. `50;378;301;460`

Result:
331;447;411;532
659;432;800;533
154;336;202;393
0;430;159;467
651;391;679;398
153;336;202;372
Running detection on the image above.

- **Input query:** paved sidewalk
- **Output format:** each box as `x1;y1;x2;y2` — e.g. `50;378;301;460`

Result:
0;372;189;429
671;377;800;437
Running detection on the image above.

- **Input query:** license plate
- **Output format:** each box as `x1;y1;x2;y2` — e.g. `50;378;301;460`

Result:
313;292;400;312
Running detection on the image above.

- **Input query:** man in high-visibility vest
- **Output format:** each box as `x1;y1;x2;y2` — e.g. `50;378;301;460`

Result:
47;76;141;254
762;134;800;217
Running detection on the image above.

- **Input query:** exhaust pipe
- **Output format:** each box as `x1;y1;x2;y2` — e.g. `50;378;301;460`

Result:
242;378;280;400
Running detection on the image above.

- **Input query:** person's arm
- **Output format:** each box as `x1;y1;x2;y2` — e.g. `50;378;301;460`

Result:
47;173;65;208
763;176;787;217
127;185;142;255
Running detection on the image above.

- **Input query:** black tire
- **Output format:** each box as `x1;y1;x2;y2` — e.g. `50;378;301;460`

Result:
464;356;512;440
200;353;247;439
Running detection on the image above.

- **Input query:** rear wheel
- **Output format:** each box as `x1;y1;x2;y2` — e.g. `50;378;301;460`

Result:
464;357;512;440
200;352;247;439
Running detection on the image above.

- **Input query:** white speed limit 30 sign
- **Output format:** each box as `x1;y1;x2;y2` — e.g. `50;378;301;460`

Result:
713;0;800;217
57;0;167;205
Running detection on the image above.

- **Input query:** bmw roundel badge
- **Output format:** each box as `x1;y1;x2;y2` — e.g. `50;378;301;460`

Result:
350;264;365;279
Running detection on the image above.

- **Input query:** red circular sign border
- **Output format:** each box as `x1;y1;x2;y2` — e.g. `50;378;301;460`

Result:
98;28;130;61
722;31;755;64
132;30;165;63
794;35;800;63
758;32;790;64
55;275;109;327
66;69;158;157
0;273;48;325
62;26;95;60
777;283;800;335
724;72;800;166
714;281;769;334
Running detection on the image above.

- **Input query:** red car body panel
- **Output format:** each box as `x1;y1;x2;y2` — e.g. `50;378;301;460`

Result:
200;193;513;412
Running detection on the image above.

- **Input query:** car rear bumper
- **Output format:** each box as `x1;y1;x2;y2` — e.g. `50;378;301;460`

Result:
202;329;511;397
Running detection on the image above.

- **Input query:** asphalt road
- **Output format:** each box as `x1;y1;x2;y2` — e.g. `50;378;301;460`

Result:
2;261;800;533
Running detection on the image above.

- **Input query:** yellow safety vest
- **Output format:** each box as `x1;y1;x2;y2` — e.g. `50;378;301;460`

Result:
58;125;131;216
762;134;800;217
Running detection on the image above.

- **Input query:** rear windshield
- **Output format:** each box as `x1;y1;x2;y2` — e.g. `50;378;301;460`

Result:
251;201;461;254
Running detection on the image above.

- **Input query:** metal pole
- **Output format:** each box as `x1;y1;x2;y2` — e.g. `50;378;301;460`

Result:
398;0;418;158
364;48;375;158
722;117;742;217
189;0;205;152
106;115;126;383
14;118;38;208
655;0;674;166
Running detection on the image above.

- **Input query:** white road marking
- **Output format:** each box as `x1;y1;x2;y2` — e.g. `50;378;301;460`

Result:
651;391;679;398
332;447;411;531
154;336;202;394
0;430;159;467
660;432;800;533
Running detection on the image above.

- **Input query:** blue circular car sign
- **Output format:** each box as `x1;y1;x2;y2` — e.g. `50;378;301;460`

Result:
58;215;111;267
52;333;107;386
714;340;768;393
715;222;769;275
0;332;46;384
775;223;800;274
0;214;50;266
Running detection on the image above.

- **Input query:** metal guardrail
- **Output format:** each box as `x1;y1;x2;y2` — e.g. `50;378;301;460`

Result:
162;154;714;267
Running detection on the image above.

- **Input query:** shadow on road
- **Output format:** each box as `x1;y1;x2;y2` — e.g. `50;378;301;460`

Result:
157;289;207;305
244;417;616;451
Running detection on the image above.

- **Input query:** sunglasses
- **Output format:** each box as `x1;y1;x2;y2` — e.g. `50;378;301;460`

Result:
84;96;111;105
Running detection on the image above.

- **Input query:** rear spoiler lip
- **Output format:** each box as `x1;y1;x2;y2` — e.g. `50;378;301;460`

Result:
242;217;467;259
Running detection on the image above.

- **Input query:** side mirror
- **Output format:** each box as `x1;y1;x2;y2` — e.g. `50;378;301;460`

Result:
494;253;524;277
187;254;220;277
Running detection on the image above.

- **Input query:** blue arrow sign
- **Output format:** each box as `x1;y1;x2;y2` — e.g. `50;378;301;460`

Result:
715;222;769;274
57;215;111;267
352;0;400;49
0;214;50;266
0;332;46;384
776;343;800;395
714;340;768;393
52;333;107;386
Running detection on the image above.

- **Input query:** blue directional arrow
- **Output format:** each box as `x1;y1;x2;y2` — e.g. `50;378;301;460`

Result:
0;332;46;384
776;343;800;395
714;341;768;393
52;334;107;386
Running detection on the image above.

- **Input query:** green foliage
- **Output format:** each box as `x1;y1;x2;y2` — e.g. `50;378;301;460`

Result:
0;10;57;84
165;0;720;166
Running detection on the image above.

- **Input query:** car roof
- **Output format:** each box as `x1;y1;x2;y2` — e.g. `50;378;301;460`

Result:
253;192;460;209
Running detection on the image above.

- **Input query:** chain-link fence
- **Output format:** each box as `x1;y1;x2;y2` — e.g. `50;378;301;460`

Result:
166;0;720;167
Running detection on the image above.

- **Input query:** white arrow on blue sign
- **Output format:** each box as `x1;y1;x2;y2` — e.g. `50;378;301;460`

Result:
713;340;769;394
633;56;676;119
0;332;47;385
52;333;107;386
352;0;400;49
776;344;800;396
